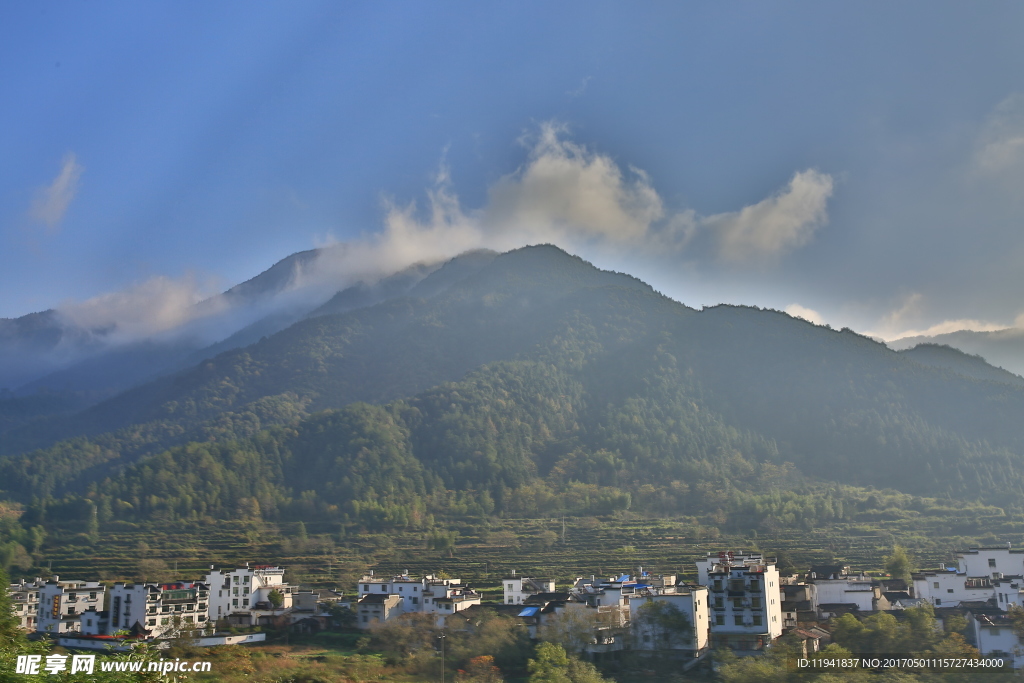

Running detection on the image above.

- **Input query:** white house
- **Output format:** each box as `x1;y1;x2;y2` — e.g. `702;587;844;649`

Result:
957;545;1024;578
970;611;1024;668
108;581;209;637
503;573;556;605
630;586;710;658
7;578;43;631
353;571;481;628
204;563;296;623
695;551;783;653
810;572;878;612
36;577;105;634
913;571;995;608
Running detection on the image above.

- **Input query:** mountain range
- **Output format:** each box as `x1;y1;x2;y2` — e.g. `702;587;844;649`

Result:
3;245;1024;529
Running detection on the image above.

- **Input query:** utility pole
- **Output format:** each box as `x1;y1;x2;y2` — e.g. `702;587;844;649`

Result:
439;630;446;683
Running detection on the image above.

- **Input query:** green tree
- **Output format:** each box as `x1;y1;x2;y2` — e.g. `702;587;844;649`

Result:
884;545;913;582
527;642;571;683
268;589;284;608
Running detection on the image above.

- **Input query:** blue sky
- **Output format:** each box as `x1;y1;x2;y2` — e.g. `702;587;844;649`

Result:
3;1;1024;340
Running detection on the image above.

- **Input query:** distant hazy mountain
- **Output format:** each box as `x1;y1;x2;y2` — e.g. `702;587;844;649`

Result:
898;343;1024;387
889;328;1024;377
6;245;1024;515
0;245;473;412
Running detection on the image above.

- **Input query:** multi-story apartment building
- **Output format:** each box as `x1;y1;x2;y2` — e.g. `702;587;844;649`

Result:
7;578;43;631
696;552;783;653
204;564;296;623
36;577;106;634
108;581;210;637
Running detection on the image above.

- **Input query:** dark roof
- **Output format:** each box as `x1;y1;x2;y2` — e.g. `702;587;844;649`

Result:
523;592;570;605
884;592;912;602
808;565;848;579
357;594;393;604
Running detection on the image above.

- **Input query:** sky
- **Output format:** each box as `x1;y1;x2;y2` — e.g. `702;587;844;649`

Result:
3;1;1024;341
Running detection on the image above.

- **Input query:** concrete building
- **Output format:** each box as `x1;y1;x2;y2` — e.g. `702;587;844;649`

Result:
37;578;105;634
957;545;1024;578
970;611;1024;668
353;571;481;627
913;570;995;608
108;581;209;637
503;572;556;605
204;564;296;623
356;593;403;626
630;586;710;658
7;578;43;631
809;568;879;612
696;551;783;653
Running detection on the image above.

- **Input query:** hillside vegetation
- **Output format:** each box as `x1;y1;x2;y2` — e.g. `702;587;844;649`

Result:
3;246;1024;558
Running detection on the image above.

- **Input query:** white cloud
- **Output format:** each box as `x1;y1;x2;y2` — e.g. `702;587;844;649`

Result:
974;93;1024;177
706;169;834;263
43;124;836;356
56;273;221;342
864;292;1014;341
784;303;824;325
31;152;83;231
484;122;664;242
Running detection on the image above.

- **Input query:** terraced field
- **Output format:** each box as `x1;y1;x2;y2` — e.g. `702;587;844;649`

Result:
30;504;1024;594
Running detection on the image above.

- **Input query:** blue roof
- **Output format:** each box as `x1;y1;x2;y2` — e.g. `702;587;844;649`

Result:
518;607;540;617
618;574;630;582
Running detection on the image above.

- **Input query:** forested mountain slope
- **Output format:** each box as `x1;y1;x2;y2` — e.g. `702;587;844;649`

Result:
4;245;1024;524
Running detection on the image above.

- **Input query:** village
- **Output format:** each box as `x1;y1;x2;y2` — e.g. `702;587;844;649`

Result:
8;544;1024;669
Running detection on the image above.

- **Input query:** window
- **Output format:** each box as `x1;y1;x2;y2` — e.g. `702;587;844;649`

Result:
232;599;238;607
989;559;998;568
713;580;722;591
753;615;762;626
933;582;940;589
363;585;369;591
734;616;744;625
362;615;368;623
936;599;942;605
161;618;169;625
716;615;725;625
147;619;155;626
233;576;239;585
412;597;418;604
733;598;743;608
399;587;403;592
243;576;250;583
714;597;724;608
947;589;954;593
751;597;761;609
242;599;249;607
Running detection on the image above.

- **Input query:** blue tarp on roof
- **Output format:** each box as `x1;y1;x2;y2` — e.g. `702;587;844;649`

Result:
518;607;540;617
